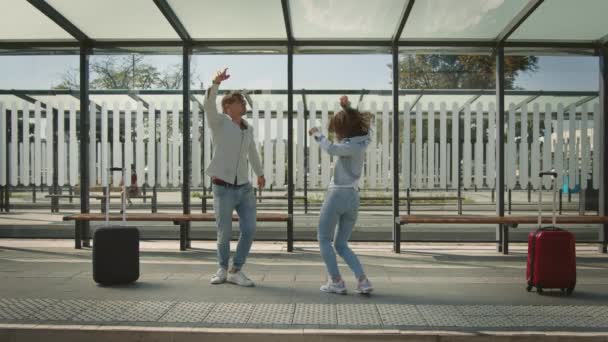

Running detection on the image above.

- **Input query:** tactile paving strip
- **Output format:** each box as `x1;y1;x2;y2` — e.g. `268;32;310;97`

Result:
376;304;427;326
159;302;215;322
0;298;56;320
293;304;337;325
0;298;606;330
204;309;252;324
336;304;381;326
417;305;470;327
31;300;94;321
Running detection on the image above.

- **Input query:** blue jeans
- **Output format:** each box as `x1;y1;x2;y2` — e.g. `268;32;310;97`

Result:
317;188;365;281
212;182;256;270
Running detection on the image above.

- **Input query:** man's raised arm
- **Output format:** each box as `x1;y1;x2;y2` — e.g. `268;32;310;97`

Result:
204;68;230;130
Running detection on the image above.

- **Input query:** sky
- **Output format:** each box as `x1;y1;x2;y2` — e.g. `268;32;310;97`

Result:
0;54;599;91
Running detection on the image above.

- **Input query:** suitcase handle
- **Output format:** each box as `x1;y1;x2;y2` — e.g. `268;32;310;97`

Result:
538;171;558;228
104;143;127;225
539;171;557;178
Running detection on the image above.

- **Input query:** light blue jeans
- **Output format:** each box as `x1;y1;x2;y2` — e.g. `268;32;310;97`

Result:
212;182;256;270
317;188;365;281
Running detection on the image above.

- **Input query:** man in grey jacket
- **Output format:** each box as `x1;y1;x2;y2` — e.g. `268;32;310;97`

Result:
204;68;265;287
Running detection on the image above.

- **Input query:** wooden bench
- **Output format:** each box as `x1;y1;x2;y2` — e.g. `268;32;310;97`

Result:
398;215;608;254
63;212;293;252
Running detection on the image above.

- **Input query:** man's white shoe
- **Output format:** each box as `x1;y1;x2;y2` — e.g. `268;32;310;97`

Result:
320;280;347;294
356;278;373;294
210;268;227;285
227;270;255;287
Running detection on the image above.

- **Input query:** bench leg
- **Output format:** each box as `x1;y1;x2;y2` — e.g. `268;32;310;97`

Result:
287;215;293;252
496;224;502;253
186;222;191;249
394;220;402;254
179;223;187;251
406;189;411;215
82;222;91;248
600;224;608;254
498;224;510;255
152;186;157;213
75;221;82;249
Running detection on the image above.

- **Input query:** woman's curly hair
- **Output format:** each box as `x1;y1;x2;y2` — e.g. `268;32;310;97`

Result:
328;103;371;140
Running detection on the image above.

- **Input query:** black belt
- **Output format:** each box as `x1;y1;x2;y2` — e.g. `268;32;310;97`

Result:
212;178;248;188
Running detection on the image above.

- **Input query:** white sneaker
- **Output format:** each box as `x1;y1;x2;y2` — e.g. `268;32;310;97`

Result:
356;278;373;294
320;280;347;294
210;268;227;285
227;270;255;287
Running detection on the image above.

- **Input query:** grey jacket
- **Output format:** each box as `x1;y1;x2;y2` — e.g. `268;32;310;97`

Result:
203;84;263;185
312;131;371;189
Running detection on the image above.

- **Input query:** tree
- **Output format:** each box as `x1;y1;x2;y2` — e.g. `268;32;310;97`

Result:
394;55;538;90
53;55;202;90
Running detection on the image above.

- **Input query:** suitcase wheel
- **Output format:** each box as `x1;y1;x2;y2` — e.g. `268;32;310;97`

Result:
536;286;543;295
566;288;574;295
526;285;533;292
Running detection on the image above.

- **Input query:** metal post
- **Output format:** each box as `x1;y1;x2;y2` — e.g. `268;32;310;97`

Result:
392;44;401;253
77;45;91;249
303;93;309;215
182;45;192;250
201;103;206;213
52;108;59;213
1;113;5;212
302;93;309;214
152;108;158;214
4;112;9;212
457;132;463;216
287;44;294;253
599;46;608;253
496;46;507;254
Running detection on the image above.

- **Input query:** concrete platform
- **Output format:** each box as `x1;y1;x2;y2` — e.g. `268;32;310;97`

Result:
0;239;607;341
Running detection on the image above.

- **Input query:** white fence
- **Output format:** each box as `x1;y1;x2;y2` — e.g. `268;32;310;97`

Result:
0;99;600;191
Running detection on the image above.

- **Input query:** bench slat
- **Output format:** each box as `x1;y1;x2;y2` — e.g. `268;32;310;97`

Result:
63;213;289;222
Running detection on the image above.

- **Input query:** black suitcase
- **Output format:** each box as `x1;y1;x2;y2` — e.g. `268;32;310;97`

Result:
92;166;139;285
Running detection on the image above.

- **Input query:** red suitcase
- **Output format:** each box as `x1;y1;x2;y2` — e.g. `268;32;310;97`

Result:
526;171;576;295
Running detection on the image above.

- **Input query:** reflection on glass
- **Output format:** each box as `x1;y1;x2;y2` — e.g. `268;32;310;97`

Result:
290;0;407;39
510;0;608;41
2;0;74;40
402;0;528;39
169;0;286;39
46;0;179;39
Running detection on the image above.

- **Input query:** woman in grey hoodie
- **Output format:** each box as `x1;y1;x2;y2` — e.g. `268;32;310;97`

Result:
309;96;373;295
